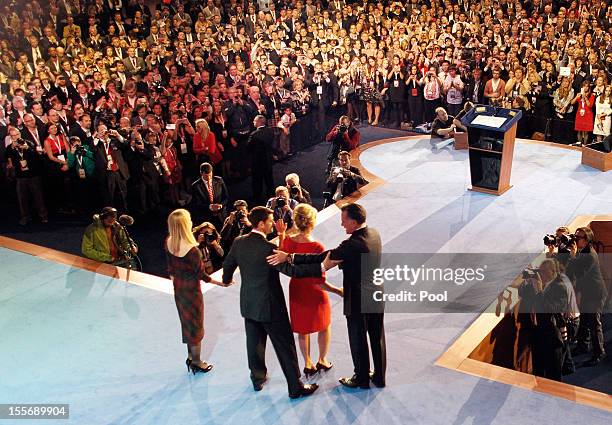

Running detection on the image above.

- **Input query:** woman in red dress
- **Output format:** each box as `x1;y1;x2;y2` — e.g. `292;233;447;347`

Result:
277;204;343;376
43;122;71;212
572;81;595;146
161;130;183;205
193;118;223;174
166;209;222;374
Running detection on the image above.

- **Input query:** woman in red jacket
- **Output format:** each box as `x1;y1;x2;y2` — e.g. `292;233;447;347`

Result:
193;118;223;174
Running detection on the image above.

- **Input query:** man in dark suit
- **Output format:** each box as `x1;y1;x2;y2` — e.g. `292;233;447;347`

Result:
222;206;320;398
92;121;130;212
191;162;229;229
268;203;386;389
247;115;281;204
567;227;608;366
326;151;369;203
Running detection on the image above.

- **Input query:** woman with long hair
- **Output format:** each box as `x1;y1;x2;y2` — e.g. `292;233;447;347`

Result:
552;77;575;144
208;99;231;179
166;209;222;374
193;118;223;174
276;204;342;376
593;85;612;142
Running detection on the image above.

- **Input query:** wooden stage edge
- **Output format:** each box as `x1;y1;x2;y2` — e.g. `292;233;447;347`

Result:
1;135;610;411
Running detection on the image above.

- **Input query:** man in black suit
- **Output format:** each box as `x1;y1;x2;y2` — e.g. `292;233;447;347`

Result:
191;162;229;229
326;151;369;204
247;115;281;204
268;203;386;389
222;206;320;398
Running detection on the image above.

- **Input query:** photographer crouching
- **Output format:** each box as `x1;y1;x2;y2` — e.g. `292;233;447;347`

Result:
325;116;360;174
266;186;298;232
285;173;312;205
519;259;579;381
324;151;369;207
193;221;224;274
220;200;252;251
81;206;140;270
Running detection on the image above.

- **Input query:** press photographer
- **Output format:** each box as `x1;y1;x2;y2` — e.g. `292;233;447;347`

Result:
285;173;312;205
81;207;139;270
266;186;298;230
220;200;253;251
193;221;225;274
566;227;608;366
544;226;574;268
324;151;369;207
518;259;579;381
325;116;360;173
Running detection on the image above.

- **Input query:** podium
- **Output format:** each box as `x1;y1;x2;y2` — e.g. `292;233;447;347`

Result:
461;105;523;195
581;137;612;172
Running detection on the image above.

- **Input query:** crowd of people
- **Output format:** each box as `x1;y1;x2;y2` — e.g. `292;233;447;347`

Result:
0;0;611;223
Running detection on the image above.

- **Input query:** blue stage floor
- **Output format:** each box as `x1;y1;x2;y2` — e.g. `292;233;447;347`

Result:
1;138;611;424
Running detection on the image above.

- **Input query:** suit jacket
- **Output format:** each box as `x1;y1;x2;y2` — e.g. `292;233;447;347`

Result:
247;126;280;170
69;123;94;147
93;137;130;180
122;56;146;76
326;165;368;199
222;232;323;322
465;78;487;104
191;175;229;216
293;226;382;316
566;247;608;313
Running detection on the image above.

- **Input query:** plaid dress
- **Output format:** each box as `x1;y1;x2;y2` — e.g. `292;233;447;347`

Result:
166;245;211;345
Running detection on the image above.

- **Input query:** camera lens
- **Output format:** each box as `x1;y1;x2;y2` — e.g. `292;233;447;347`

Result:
276;197;287;208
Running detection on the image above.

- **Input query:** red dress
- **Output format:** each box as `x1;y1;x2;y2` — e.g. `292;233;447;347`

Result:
281;237;330;334
166;244;211;345
574;94;595;132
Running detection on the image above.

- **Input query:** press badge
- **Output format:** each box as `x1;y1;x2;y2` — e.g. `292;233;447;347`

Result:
107;154;114;170
394;80;399;88
78;168;86;179
180;143;188;154
20;160;28;170
411;88;418;96
316;85;323;95
57;154;65;162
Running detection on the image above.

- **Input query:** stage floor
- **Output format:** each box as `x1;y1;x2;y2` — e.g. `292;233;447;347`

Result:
1;138;611;424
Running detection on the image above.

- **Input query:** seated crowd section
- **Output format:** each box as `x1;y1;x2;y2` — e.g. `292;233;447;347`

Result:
0;0;611;224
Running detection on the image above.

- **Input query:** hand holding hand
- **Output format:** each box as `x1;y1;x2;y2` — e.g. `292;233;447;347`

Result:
267;249;289;266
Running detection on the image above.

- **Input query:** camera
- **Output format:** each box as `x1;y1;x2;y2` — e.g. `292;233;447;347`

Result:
16;138;27;146
333;167;345;183
205;232;217;243
338;123;348;133
276;197;287;208
543;234;557;246
289;186;300;197
236;210;246;221
75;145;87;156
522;268;539;279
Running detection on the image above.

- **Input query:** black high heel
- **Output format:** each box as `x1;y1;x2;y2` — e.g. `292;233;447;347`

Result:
303;366;317;377
316;361;333;372
186;358;192;372
189;362;213;375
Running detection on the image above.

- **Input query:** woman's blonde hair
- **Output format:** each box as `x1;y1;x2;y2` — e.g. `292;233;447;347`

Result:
167;209;199;254
293;203;317;232
195;118;210;139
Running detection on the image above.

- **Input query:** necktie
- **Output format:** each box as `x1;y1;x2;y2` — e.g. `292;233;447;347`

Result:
207;179;214;203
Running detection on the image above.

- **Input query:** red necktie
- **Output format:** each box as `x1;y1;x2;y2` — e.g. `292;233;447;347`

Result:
207;178;214;203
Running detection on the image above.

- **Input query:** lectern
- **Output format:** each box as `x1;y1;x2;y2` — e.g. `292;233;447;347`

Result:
461;105;522;195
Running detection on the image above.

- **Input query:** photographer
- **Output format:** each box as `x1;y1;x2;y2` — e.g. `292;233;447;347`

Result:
518;259;579;381
566;227;608;366
93;122;130;212
81;207;138;268
285;173;312;205
325;115;360;172
220;200;253;251
5;126;48;225
325;151;369;205
544;226;573;268
67;136;96;215
193;221;225;274
266;186;298;229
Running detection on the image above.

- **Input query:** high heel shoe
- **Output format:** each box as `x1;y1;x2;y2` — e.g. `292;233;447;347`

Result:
189;362;213;375
316;361;333;372
186;358;192;372
303;366;317;377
